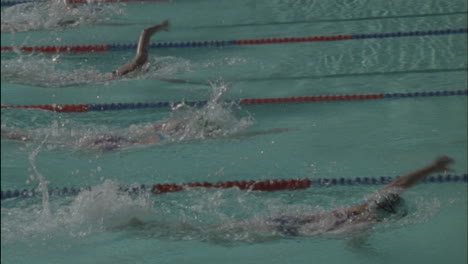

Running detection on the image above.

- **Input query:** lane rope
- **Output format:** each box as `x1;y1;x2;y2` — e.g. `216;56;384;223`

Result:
1;28;466;53
1;89;466;113
1;0;167;7
2;174;466;200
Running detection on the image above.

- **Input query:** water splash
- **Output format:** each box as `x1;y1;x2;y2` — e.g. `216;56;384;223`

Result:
1;180;152;244
1;54;107;87
1;81;253;151
167;80;253;142
1;0;123;33
27;135;51;219
66;180;152;233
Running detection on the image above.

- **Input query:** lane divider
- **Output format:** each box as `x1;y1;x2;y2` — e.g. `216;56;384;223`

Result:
1;0;167;7
1;28;466;53
2;174;466;200
1;89;466;113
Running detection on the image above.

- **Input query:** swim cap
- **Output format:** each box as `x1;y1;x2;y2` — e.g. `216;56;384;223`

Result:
373;193;407;216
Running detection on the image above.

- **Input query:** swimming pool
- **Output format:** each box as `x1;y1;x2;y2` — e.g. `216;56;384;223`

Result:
1;0;467;263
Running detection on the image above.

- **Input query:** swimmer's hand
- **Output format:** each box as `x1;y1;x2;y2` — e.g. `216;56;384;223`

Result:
430;156;454;172
383;155;454;190
158;19;169;32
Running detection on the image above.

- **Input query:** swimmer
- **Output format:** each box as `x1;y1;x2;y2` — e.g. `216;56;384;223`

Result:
264;156;454;236
115;156;454;237
1;117;291;151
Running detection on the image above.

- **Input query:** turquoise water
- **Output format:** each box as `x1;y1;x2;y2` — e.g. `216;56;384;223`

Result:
1;0;467;263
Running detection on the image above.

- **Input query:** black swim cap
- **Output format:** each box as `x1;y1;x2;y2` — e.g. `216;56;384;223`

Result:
374;193;403;214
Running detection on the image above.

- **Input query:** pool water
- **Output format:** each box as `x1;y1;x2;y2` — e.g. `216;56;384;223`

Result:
1;0;467;263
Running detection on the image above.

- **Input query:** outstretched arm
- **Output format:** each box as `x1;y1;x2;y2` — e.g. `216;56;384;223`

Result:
383;156;454;190
344;156;454;215
113;20;169;77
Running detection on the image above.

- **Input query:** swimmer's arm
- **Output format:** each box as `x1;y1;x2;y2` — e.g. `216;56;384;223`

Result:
227;128;295;139
384;156;454;190
113;21;169;77
113;61;139;77
347;232;373;251
154;77;209;86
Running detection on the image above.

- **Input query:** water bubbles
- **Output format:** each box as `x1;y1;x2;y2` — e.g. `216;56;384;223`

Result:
51;55;60;63
171;102;186;111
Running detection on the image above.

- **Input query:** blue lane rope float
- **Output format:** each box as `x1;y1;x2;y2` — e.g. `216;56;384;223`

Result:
1;89;467;113
1;28;466;53
1;174;467;200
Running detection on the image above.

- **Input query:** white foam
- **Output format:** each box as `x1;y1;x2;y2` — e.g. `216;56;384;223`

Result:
1;0;123;33
1;180;152;244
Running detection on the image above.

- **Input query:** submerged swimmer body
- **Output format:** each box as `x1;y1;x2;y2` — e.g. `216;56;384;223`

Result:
0;118;183;150
118;156;453;238
88;118;179;151
1;116;290;151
